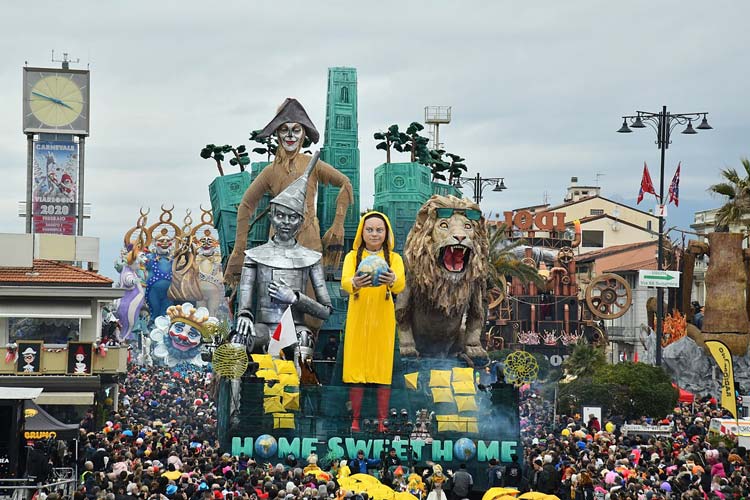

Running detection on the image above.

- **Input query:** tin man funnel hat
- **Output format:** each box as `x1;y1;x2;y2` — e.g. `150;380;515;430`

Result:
270;151;320;216
257;98;320;144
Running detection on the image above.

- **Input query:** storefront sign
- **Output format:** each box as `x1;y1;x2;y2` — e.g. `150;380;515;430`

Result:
504;211;566;232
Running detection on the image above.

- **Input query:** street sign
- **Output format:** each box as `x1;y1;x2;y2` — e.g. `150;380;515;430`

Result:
638;270;680;288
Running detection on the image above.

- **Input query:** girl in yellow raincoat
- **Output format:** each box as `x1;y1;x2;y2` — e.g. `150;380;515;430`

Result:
341;212;405;432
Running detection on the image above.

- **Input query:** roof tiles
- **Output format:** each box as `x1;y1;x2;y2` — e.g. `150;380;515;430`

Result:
0;260;112;287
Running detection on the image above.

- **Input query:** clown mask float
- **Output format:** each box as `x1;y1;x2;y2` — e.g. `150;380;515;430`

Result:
148;302;217;367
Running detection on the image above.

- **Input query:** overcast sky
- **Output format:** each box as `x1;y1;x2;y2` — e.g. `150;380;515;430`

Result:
1;1;748;279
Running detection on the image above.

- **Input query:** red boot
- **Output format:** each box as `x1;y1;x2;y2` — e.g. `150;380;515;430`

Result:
376;387;391;433
350;387;364;432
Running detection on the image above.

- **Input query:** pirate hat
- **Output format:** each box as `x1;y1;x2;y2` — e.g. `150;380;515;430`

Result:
256;98;320;144
22;347;37;356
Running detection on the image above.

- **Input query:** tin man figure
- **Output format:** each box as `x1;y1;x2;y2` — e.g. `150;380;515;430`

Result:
233;152;332;371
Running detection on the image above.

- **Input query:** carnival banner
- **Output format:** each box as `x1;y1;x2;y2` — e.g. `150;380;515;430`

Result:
705;340;738;419
32;140;79;235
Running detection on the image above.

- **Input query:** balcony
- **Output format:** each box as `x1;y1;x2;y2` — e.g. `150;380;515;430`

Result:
0;344;128;375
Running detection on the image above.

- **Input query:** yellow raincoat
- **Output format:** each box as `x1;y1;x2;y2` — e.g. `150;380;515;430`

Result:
341;212;405;384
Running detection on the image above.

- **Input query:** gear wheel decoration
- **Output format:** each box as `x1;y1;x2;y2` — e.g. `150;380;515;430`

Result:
503;350;539;386
212;343;249;379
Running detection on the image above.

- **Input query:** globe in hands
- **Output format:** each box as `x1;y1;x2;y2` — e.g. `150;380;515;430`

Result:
356;255;389;287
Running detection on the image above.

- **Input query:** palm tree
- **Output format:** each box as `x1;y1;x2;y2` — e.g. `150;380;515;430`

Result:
708;158;750;232
487;224;545;290
562;343;606;378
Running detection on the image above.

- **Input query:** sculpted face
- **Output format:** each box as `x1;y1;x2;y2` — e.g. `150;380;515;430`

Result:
198;235;217;256
167;321;202;352
277;122;304;153
270;204;303;242
362;216;387;252
432;209;478;275
155;235;173;255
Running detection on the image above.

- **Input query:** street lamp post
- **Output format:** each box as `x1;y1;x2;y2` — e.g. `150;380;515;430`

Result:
618;105;712;365
453;173;507;204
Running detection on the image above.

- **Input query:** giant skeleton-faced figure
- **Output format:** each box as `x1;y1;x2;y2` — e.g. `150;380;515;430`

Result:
233;152;333;368
224;98;353;281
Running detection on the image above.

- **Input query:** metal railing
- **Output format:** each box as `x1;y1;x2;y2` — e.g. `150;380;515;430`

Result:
0;469;77;500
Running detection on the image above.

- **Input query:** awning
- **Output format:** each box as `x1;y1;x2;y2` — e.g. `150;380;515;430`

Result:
0;299;91;318
36;391;94;405
672;382;695;403
0;387;43;400
23;400;79;440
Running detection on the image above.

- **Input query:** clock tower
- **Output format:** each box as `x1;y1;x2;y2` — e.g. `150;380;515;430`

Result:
317;67;360;253
22;53;90;236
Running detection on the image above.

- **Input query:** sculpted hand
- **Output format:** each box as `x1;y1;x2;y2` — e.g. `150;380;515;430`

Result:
380;269;396;286
268;281;298;304
234;313;256;344
322;222;345;251
352;273;372;289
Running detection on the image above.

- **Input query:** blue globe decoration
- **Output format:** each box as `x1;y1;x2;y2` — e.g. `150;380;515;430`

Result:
454;438;477;461
356;255;389;286
254;434;278;459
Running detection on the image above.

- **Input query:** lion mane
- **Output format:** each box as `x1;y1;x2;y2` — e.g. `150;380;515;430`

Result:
403;195;489;316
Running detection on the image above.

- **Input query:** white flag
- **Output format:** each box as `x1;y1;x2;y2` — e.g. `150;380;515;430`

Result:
268;306;296;357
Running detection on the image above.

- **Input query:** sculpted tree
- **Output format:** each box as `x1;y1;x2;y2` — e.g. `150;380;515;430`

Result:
374;125;403;164
200;144;250;176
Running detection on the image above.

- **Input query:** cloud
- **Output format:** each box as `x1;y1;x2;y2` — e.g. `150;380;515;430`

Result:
0;1;748;280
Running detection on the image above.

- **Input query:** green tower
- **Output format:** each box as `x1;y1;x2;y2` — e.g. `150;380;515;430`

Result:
317;67;360;253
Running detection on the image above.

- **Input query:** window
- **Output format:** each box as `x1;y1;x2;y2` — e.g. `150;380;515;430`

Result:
582;230;604;248
340;86;349;103
582;190;589;195
590;209;604;216
647;220;653;231
9;318;80;343
335;115;351;129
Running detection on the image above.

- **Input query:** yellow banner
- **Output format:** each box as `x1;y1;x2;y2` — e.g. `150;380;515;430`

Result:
705;340;738;419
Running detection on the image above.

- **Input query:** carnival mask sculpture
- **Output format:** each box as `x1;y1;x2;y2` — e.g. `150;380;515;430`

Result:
144;207;181;321
149;302;217;367
114;211;148;342
167;320;203;352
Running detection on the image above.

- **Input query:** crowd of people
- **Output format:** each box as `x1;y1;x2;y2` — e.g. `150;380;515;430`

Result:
40;366;462;500
23;362;749;500
509;391;750;500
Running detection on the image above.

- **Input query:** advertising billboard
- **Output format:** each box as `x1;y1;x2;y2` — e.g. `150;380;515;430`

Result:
32;140;78;234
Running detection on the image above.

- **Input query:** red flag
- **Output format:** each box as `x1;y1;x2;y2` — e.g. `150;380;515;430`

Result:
637;163;656;204
268;306;296;356
633;351;639;363
668;163;681;207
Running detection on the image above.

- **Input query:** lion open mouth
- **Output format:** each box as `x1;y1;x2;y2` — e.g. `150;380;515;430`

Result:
440;245;471;273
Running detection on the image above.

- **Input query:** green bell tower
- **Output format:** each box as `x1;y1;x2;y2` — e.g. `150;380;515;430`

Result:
317;67;360;253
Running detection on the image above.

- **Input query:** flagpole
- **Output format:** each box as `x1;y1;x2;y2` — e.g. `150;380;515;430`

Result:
618;106;712;366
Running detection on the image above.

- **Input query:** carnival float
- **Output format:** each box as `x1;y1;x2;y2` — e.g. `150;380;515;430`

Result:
110;67;644;486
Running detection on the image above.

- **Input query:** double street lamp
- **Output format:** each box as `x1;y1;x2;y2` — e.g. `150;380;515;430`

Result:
618;106;712;365
452;173;507;204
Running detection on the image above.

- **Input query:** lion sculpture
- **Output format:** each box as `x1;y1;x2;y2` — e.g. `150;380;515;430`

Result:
396;195;490;359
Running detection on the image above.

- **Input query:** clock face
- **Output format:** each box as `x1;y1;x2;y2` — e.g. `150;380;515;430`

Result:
23;68;90;135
